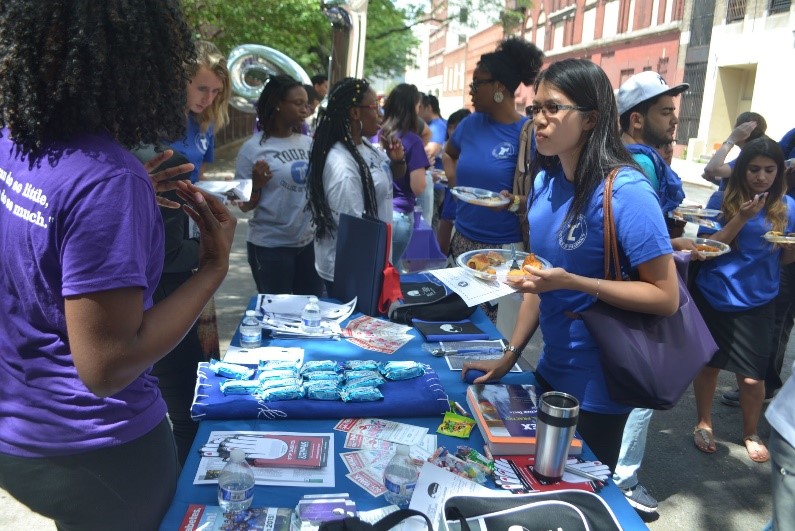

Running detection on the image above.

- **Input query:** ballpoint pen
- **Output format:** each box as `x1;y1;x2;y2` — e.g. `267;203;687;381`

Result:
564;465;607;484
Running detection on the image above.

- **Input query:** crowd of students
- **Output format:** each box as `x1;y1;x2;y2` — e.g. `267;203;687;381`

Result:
1;1;793;530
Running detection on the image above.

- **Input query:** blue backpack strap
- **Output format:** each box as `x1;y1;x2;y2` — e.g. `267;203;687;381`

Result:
625;143;685;214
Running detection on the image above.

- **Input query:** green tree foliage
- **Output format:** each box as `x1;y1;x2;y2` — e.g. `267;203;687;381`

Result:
180;0;419;79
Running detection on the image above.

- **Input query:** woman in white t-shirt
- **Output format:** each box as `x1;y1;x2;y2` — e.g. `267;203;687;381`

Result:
306;78;404;293
236;75;323;296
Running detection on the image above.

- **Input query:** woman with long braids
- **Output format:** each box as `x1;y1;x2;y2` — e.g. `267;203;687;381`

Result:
380;83;429;267
307;78;404;293
235;75;323;296
0;1;236;529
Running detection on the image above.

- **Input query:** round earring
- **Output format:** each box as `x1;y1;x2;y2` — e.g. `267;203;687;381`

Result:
276;107;280;112
493;91;504;104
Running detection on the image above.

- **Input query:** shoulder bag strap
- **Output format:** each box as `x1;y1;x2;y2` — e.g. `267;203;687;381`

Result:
602;168;622;282
372;508;433;530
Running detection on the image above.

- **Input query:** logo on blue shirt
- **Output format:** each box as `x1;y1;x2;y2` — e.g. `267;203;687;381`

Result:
194;132;209;155
291;161;309;185
558;214;588;250
492;142;516;160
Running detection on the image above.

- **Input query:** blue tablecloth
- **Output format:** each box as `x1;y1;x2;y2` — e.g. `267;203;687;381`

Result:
159;299;646;530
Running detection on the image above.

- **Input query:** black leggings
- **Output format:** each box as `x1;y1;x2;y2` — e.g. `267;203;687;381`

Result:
0;417;179;531
534;371;629;471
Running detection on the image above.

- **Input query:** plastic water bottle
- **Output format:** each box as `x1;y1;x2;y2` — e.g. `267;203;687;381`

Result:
300;296;322;334
217;448;255;512
239;310;261;348
383;444;420;509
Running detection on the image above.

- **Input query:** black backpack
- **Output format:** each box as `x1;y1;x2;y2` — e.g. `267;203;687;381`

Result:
319;508;432;530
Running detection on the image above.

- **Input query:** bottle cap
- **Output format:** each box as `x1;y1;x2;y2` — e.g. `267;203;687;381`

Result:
245;310;257;317
230;448;246;461
309;296;319;303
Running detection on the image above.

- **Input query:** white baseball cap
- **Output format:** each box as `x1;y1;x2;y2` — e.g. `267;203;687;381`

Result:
616;71;689;115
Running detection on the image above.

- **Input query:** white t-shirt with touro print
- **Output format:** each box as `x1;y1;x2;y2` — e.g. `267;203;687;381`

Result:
314;140;394;281
235;133;314;248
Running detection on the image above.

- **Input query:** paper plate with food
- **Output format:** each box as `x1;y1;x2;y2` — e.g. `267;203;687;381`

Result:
668;210;721;230
673;207;721;218
687;238;731;258
457;249;552;282
450;186;510;207
763;231;795;244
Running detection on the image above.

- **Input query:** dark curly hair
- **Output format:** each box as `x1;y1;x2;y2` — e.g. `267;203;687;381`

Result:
478;37;544;93
0;0;195;160
306;77;379;240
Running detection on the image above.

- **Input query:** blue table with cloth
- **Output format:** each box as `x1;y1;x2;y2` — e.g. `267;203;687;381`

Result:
158;291;646;530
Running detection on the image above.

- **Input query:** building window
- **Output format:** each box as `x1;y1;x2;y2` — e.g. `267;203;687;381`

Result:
769;0;791;14
620;68;635;85
726;0;746;22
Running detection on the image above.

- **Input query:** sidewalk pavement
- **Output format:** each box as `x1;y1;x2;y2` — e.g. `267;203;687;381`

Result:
0;153;781;531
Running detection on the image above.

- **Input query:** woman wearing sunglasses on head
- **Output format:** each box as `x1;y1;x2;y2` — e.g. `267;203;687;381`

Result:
443;37;543;321
462;59;678;471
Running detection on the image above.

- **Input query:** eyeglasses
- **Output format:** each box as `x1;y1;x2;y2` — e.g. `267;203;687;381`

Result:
526;103;593;117
469;78;496;92
357;103;379;110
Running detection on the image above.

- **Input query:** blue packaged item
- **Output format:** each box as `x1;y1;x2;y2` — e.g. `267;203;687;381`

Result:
259;385;304;401
343;369;381;382
209;359;255;380
340;387;383;402
379;361;426;381
300;360;340;374
305;381;341;401
258;360;300;373
259;377;303;391
342;374;386;389
302;370;343;382
220;380;261;395
258;369;300;382
343;360;379;371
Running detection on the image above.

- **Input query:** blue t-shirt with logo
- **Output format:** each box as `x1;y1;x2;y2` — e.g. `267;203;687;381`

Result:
169;114;215;183
696;192;795;311
528;166;672;414
450;113;528;244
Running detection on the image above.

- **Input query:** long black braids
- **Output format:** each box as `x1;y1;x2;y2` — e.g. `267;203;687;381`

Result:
256;74;302;144
306;77;379;239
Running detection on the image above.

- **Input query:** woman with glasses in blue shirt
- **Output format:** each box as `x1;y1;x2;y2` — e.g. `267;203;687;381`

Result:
462;59;678;471
443;37;544;321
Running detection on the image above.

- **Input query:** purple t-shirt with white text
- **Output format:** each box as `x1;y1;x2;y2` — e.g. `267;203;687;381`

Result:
0;130;167;458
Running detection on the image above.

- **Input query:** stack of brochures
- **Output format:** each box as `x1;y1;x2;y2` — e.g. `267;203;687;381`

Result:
256;294;357;339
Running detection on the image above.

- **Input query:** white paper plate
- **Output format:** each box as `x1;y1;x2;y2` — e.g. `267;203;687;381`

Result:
456;249;552;282
688;238;731;258
764;232;795;244
673;207;721;218
450;186;509;207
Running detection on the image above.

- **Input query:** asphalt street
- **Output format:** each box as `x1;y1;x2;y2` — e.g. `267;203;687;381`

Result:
0;154;786;530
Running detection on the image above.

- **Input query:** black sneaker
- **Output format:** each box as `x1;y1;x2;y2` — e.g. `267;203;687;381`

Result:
622;484;658;513
721;389;776;407
721;389;740;407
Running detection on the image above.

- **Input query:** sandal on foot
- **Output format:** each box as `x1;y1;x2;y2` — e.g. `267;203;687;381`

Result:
693;427;716;453
743;435;769;463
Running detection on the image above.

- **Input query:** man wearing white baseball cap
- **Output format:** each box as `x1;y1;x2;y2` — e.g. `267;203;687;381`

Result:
611;71;691;517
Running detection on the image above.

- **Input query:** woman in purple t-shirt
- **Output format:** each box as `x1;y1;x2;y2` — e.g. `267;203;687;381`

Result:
0;3;236;529
381;83;429;267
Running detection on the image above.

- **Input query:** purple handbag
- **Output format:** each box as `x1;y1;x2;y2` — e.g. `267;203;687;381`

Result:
579;170;718;410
